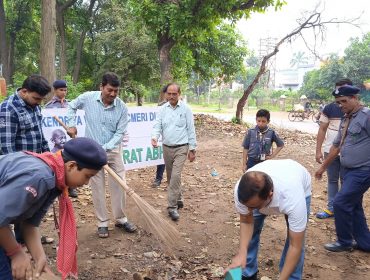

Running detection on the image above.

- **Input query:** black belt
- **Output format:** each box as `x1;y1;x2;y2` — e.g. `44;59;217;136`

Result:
163;143;188;148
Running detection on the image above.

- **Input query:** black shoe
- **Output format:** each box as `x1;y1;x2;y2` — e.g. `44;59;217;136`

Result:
324;241;354;252
168;209;180;221
115;221;137;233
152;179;161;187
242;271;258;280
177;200;184;209
68;188;78;198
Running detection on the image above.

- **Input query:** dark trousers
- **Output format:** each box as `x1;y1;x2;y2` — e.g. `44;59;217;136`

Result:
155;164;165;181
0;248;12;279
334;166;370;251
247;158;262;169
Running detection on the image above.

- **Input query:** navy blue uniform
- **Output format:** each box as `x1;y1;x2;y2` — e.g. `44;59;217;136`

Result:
332;107;370;251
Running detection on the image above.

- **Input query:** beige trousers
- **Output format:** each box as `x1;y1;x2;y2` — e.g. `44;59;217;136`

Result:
163;145;189;209
89;147;127;227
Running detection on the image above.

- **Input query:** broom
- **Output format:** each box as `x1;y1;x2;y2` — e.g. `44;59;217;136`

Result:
52;115;181;250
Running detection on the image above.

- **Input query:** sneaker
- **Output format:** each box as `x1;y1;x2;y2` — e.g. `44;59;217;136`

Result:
316;209;334;219
324;241;354;252
152;179;161;188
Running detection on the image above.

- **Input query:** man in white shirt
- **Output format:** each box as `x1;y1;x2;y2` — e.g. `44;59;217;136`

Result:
226;159;311;280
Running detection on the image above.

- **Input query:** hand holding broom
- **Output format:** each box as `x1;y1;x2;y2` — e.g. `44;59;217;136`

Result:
53;115;181;250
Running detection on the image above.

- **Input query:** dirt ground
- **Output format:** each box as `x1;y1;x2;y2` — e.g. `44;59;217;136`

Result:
41;114;370;280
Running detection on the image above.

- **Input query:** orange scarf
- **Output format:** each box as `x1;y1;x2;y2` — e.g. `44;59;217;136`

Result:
25;151;78;279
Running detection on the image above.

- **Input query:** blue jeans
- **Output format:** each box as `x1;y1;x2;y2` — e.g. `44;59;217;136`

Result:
334;167;370;251
324;153;341;212
243;196;311;279
155;164;165;182
0;248;12;279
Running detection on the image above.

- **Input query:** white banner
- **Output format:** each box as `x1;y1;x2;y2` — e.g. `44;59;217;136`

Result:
41;107;164;170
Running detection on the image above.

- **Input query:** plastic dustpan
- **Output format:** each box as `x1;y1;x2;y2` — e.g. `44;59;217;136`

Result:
225;267;242;280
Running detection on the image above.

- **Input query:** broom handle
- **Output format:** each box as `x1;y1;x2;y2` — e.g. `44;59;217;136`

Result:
53;115;69;131
103;165;135;196
53;116;135;196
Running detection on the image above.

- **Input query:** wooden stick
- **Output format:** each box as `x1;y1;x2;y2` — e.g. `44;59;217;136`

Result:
53;115;69;131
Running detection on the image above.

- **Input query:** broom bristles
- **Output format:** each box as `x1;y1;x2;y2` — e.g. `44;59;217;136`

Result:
131;192;181;250
104;166;181;251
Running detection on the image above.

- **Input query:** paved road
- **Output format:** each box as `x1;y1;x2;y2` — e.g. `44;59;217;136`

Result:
204;111;319;135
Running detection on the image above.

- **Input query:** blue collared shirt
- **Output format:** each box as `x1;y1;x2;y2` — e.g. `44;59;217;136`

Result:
151;100;197;150
0;90;49;154
67;91;128;151
44;96;69;108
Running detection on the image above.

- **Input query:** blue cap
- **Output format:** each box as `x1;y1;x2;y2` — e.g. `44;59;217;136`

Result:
53;80;67;89
332;85;360;97
63;137;107;170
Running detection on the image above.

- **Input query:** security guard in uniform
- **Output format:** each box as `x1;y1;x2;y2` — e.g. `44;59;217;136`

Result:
315;85;370;252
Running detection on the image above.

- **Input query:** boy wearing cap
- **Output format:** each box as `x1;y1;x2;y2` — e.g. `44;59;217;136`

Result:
0;137;107;279
315;85;370;252
45;80;69;109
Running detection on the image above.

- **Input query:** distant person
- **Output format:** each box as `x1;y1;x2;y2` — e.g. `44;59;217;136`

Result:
151;83;197;221
152;87;167;188
242;109;284;173
315;85;370;253
226;159;312;280
315;79;351;219
67;72;137;238
44;80;69;108
50;129;67;153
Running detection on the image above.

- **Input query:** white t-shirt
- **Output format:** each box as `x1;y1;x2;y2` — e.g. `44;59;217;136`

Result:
234;159;311;232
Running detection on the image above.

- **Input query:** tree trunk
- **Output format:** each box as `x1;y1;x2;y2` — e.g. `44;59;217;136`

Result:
0;0;10;82
56;9;67;78
56;0;77;78
235;12;324;123
158;33;175;102
40;0;57;89
72;0;96;83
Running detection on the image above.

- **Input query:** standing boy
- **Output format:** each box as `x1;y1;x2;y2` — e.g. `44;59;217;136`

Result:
0;137;107;279
242;109;284;172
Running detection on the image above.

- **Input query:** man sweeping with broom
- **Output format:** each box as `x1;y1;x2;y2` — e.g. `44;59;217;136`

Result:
0;137;107;279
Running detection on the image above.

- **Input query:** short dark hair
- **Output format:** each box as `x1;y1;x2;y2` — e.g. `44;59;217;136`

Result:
21;75;51;96
101;72;120;87
163;82;181;93
237;171;273;203
256;109;270;122
61;150;83;171
335;79;353;87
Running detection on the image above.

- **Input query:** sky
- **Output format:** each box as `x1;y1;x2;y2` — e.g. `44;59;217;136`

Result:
236;0;369;69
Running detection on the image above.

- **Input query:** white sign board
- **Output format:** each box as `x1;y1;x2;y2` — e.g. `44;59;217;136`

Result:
41;107;164;170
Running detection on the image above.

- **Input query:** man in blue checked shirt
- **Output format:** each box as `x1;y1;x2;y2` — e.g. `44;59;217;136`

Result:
0;74;51;155
66;72;137;238
151;83;197;221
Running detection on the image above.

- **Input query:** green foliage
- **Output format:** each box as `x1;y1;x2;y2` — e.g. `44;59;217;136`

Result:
343;33;370;86
299;33;370;101
64;75;87;100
